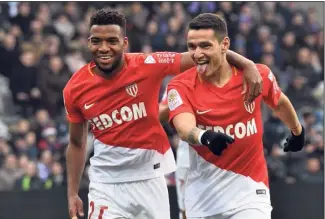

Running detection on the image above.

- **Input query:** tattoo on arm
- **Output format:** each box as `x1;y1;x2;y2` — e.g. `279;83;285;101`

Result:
188;127;200;144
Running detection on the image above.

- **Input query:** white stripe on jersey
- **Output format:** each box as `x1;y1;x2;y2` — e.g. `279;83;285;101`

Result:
185;146;270;218
89;139;176;183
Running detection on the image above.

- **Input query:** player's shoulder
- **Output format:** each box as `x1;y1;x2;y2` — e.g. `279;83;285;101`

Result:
168;67;197;87
124;53;156;69
255;63;271;77
125;52;179;66
63;62;91;94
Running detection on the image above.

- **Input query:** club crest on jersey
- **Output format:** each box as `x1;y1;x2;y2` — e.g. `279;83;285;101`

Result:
244;101;255;114
125;83;138;97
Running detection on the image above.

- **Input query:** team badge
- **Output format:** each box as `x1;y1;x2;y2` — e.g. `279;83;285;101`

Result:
244;101;255;114
125;83;138;97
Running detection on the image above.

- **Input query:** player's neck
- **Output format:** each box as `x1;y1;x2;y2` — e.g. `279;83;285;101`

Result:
206;61;232;88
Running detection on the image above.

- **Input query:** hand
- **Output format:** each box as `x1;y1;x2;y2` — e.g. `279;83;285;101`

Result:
284;125;305;152
30;87;41;98
242;63;263;103
68;195;84;219
181;210;187;219
200;130;235;156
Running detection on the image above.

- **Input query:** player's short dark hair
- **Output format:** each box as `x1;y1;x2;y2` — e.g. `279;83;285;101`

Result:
188;13;228;42
90;8;127;35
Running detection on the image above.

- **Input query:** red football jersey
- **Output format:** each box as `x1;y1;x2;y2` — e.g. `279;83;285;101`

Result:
167;64;281;217
63;52;181;183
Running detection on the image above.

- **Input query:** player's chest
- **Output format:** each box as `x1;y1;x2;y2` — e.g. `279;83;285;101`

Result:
190;85;262;125
76;75;156;119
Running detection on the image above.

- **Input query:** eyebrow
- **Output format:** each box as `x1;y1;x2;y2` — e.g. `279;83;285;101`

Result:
88;36;119;41
187;41;212;46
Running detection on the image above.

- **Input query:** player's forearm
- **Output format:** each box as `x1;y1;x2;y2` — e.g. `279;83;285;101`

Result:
180;50;255;73
172;113;203;145
226;50;255;69
66;143;87;197
272;93;302;135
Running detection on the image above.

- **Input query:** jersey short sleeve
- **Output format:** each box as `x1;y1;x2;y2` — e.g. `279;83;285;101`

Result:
258;64;282;109
143;52;181;77
167;82;193;123
63;86;85;123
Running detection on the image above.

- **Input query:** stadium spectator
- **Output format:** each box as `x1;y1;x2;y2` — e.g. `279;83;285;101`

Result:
0;154;22;191
15;160;42;191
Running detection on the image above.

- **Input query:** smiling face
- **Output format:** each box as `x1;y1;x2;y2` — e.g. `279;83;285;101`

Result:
187;28;230;77
88;24;128;76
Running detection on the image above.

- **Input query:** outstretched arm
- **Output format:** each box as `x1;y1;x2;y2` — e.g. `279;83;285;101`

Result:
180;50;262;102
172;112;201;144
180;50;254;72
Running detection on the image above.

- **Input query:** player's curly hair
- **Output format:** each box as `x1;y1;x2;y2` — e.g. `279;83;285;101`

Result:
188;13;228;42
90;8;127;35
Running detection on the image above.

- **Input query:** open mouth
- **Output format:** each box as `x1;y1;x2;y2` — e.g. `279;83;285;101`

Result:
98;55;113;64
196;61;209;74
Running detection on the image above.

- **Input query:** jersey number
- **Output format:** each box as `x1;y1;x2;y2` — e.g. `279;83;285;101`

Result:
88;201;108;219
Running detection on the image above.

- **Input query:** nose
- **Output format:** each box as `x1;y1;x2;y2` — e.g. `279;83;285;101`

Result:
98;41;110;53
193;47;203;59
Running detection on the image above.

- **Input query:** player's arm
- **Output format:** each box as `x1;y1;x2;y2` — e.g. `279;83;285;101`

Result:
63;87;86;218
168;86;234;156
66;121;88;198
172;112;200;144
158;102;169;123
270;93;305;152
180;50;262;102
271;93;302;136
262;65;305;152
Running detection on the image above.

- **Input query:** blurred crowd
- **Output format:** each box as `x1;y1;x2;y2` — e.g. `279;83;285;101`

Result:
0;2;323;191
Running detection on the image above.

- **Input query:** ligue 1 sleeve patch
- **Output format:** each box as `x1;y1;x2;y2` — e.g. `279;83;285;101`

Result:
167;89;183;111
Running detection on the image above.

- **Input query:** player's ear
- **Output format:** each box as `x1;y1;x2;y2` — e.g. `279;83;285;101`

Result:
87;37;91;49
123;37;129;50
221;37;230;54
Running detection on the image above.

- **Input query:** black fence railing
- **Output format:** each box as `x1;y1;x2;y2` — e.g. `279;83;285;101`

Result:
0;181;323;219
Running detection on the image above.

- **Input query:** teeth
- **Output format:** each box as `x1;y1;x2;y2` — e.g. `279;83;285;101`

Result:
100;56;112;60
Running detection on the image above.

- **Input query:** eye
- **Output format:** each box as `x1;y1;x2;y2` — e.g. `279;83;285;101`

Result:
201;44;211;49
90;39;100;45
187;44;195;50
108;39;119;45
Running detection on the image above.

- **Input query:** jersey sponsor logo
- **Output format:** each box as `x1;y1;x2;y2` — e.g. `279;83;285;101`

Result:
84;102;96;110
125;83;138;97
156;52;176;58
158;58;175;64
144;55;156;64
167;89;183;111
156;52;176;63
196;109;212;115
89;102;147;130
244;101;255;114
197;118;258;139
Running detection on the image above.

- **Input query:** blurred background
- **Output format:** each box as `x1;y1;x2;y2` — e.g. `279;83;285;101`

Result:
0;2;323;219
